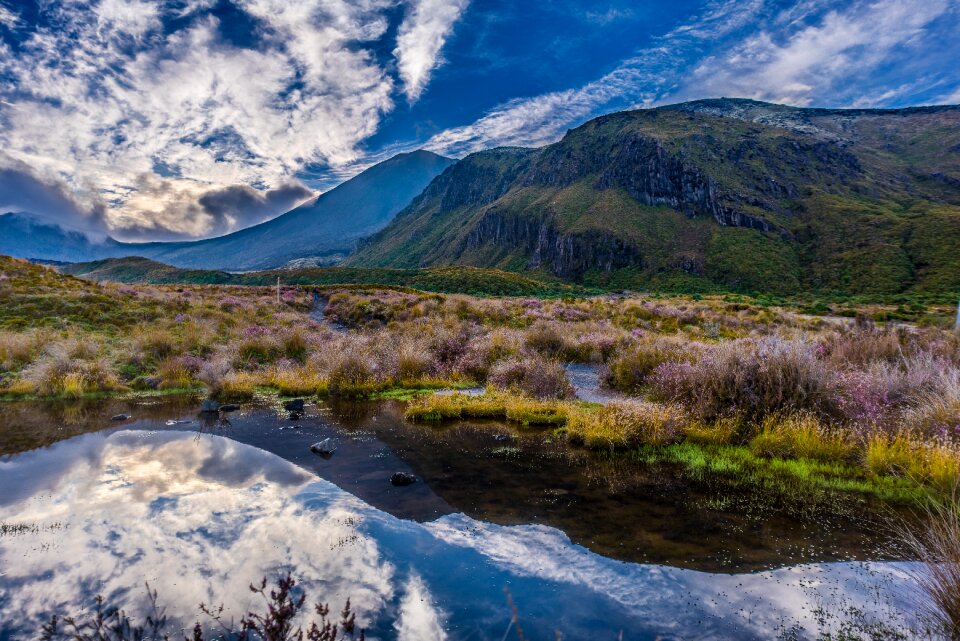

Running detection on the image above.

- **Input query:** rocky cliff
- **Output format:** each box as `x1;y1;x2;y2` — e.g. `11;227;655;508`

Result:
348;99;960;294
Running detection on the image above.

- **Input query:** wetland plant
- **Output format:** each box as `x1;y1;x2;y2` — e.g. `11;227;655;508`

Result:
40;574;364;641
897;493;960;640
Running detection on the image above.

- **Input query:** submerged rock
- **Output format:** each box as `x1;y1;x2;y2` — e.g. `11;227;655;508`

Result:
390;472;417;487
310;438;336;457
110;414;131;421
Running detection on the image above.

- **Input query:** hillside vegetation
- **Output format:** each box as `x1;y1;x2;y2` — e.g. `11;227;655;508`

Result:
60;256;581;297
349;99;960;295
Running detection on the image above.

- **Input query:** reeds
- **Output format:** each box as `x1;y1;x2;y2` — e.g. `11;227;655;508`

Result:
895;492;960;640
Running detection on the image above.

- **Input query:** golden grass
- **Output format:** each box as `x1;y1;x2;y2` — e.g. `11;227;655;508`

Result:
749;413;856;463
405;391;568;426
566;400;688;449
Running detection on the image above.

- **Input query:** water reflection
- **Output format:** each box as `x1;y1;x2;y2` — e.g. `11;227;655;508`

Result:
0;428;922;640
0;397;905;572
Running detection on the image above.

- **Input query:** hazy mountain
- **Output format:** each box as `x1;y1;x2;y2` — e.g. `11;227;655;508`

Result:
0;212;141;263
347;99;960;294
1;150;454;270
139;150;454;271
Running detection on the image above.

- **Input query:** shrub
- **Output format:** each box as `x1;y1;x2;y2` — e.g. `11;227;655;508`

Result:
395;341;432;382
650;337;834;421
0;330;46;371
136;328;178;361
524;321;565;356
488;355;572;400
683;417;742;445
267;365;325;396
895;496;960;640
405;392;566;425
281;329;308;362
157;356;199;389
327;348;376;396
864;433;914;477
605;338;692;392
237;336;281;366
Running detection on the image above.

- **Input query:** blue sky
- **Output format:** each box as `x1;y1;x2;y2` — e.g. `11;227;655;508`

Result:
0;0;958;240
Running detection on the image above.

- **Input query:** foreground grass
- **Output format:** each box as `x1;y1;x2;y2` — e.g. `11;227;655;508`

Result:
406;392;958;503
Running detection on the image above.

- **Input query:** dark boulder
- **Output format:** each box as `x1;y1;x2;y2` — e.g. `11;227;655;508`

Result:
390;472;417;487
283;399;305;412
110;413;131;421
219;404;240;412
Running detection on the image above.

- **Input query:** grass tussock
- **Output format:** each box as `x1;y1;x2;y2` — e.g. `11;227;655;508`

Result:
896;494;960;639
567;400;688;449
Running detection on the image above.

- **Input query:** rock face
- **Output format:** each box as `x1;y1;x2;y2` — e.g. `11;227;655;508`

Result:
348;99;960;295
465;211;644;279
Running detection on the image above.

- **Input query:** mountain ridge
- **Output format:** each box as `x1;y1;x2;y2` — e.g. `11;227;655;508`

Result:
347;98;960;294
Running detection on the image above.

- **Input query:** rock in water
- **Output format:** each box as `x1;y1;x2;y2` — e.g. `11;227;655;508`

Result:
310;438;336;457
283;399;305;412
219;404;240;412
200;399;220;413
110;413;131;421
390;472;417;486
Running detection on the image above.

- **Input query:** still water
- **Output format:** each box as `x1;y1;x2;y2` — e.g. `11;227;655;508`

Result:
0;396;923;639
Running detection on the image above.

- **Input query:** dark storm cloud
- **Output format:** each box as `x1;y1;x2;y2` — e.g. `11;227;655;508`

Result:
0;157;108;234
197;182;316;233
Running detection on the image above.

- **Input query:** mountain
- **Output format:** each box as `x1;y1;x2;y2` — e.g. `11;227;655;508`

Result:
1;150;454;270
0;212;141;263
347;99;960;295
138;150;454;271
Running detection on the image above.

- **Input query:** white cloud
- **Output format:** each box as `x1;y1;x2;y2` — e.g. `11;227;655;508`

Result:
0;5;19;28
394;0;469;102
681;0;950;106
394;574;447;641
0;0;464;238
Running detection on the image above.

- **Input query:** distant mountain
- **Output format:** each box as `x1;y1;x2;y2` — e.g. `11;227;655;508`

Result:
0;212;137;263
347;99;960;295
138;150;454;271
1;150;454;270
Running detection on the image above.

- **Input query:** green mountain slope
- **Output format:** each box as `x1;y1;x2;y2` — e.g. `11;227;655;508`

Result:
348;99;960;294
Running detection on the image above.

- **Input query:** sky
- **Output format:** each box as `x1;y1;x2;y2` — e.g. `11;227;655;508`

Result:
0;0;957;241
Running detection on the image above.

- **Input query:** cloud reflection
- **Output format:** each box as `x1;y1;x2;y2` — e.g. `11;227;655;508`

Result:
0;430;922;640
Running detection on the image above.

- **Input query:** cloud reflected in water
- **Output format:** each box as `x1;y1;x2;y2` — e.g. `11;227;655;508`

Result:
0;430;922;640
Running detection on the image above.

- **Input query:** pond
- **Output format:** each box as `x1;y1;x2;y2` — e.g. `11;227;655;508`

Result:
0;396;924;640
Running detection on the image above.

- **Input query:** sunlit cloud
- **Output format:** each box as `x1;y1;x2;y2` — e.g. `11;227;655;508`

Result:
394;0;469;103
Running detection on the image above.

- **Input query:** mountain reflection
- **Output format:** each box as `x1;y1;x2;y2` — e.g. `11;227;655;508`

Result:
0;431;920;640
